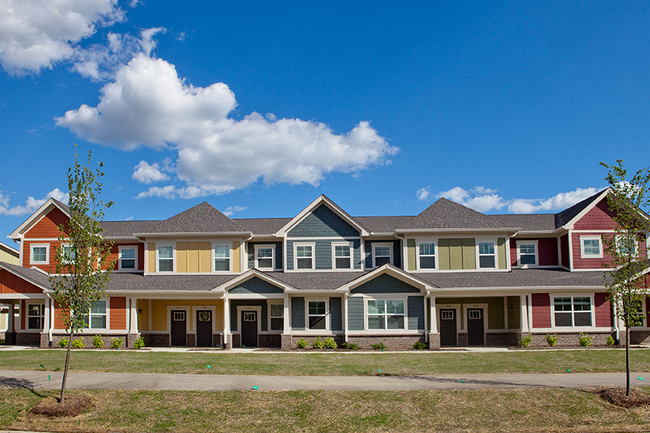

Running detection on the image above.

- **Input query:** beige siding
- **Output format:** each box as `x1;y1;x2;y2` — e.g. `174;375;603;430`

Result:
0;248;19;265
147;242;156;273
406;239;416;271
177;242;212;273
497;237;507;269
232;241;241;272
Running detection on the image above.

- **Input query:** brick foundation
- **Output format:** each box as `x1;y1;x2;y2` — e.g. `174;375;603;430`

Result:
525;331;616;347
212;333;223;347
282;334;346;350
186;334;195;347
15;332;40;346
142;333;169;347
457;333;468;346
428;332;440;349
126;333;140;348
51;333;128;348
486;332;521;347
259;334;281;348
40;332;49;348
347;335;425;350
630;330;650;344
4;332;15;345
231;333;240;348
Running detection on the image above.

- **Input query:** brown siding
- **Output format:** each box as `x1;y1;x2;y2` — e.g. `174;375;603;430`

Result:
54;301;68;329
531;293;551;328
22;240;62;273
25;207;69;238
0;269;42;293
110;297;127;330
594;292;612;327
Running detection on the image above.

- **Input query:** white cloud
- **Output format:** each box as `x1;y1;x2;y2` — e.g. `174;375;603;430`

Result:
132;160;169;184
508;187;599;213
57;54;397;197
416;186;430;202
437;186;507;212
0;0;124;75
223;205;246;217
0;188;69;216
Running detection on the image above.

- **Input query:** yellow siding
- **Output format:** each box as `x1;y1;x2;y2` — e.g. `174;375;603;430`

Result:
232;241;241;272
497;237;507;269
406;239;416;271
147;242;156;273
150;299;225;331
176;242;212;273
137;299;150;331
199;242;211;272
0;249;19;265
188;247;199;273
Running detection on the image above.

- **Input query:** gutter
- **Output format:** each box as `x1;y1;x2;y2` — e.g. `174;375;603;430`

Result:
395;228;520;234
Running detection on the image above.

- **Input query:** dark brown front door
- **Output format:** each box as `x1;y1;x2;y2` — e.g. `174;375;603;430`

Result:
196;310;212;347
241;311;258;347
467;308;485;346
440;309;457;346
171;310;186;346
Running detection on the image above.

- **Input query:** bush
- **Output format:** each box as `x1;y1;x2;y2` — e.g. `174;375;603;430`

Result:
412;341;428;350
370;342;387;351
111;337;122;349
92;334;104;349
295;338;308;349
57;338;69;348
71;339;84;349
606;335;616;346
579;332;593;347
133;337;145;349
340;342;358;350
520;334;533;348
545;333;558;347
311;337;324;349
322;337;337;349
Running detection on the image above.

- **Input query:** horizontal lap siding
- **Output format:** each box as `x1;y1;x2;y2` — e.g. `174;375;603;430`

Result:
364;240;402;269
572;232;610;269
23;241;62;273
510;238;558;267
594;293;612;327
25;208;68;238
348;297;364;330
330;297;342;331
110;297;127;330
287;239;361;270
54;301;68;329
531;293;551;328
106;243;144;271
573;199;616;230
0;269;41;293
407;296;424;330
247;242;283;270
291;297;305;330
560;234;570;268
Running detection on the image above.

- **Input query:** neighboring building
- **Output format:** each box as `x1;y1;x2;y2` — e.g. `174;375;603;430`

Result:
0;190;647;349
0;241;19;337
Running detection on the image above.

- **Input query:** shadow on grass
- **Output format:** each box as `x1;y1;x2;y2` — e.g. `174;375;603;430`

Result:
0;376;47;398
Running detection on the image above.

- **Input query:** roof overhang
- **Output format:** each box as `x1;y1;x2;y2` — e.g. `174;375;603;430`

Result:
0;263;50;293
214;269;295;293
395;228;519;234
341;264;435;292
8;198;70;240
134;231;251;238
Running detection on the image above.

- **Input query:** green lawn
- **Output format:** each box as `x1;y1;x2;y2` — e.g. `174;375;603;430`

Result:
1;388;649;432
0;348;649;375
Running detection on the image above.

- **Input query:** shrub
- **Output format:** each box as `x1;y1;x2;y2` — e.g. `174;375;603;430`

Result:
579;332;593;347
322;337;337;349
545;333;558;347
311;337;324;349
295;338;308;349
340;342;358;350
92;334;104;349
57;338;69;348
606;335;616;346
111;338;122;349
370;342;387;351
412;341;428;350
520;334;533;348
71;339;84;349
133;337;145;349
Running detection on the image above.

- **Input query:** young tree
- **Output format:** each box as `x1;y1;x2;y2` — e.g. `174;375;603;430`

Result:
49;148;114;403
600;160;650;396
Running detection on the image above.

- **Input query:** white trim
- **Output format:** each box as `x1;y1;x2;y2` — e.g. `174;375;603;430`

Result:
416;239;437;271
372;242;393;268
305;298;329;331
156;243;175;273
236;305;262;346
118;245;138;271
331;241;353;270
579;235;603;259
267;300;284;332
25;300;45;330
515;240;538;268
363;295;409;332
550;294;595;329
8;199;69;240
167;305;191;347
211;242;233;273
476;238;498;270
29;243;49;265
463;303;488;344
293;242;316;271
563;189;610;229
437;303;461;344
192;305;218;336
254;244;275;271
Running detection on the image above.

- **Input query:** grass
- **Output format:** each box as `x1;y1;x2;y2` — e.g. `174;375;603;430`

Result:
0;348;649;375
1;388;649;432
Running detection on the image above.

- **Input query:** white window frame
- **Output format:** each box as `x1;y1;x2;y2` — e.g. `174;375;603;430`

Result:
212;243;232;273
332;241;353;270
516;240;538;268
306;299;328;330
477;239;497;269
30;243;49;265
416;240;437;271
372;242;393;268
580;236;603;258
60;243;76;265
255;244;275;270
26;302;45;330
268;302;284;332
365;298;406;331
616;234;638;257
551;295;594;328
156;244;175;273
294;242;315;271
84;299;108;330
118;245;138;271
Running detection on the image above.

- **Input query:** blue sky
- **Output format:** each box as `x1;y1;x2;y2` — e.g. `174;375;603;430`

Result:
0;1;648;245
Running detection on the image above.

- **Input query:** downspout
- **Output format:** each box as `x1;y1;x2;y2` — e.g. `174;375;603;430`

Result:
47;294;54;344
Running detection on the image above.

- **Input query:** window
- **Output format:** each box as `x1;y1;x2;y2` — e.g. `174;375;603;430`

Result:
553;296;592;327
30;244;49;265
373;243;393;267
119;246;136;270
517;242;538;266
83;300;107;329
255;245;274;270
173;311;185;321
367;299;405;330
270;303;284;331
580;237;603;258
418;242;435;269
441;310;454;320
468;309;481;320
295;244;314;270
213;244;230;271
27;304;44;329
631;300;645;327
158;245;173;272
616;235;638;256
62;245;76;264
333;243;351;269
308;301;326;329
478;241;496;269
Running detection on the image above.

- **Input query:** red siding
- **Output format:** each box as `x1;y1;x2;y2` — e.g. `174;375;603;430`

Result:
594;292;612;327
572;232;648;270
560;234;570;268
532;293;551;328
110;297;127;330
573;198;617;230
0;269;42;293
510;238;558;267
105;243;144;271
24;207;69;239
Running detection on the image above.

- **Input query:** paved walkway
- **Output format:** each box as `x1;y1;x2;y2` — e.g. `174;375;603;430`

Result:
0;369;647;391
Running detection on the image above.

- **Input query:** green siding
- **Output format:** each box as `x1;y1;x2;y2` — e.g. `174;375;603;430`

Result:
407;239;416;271
507;296;521;329
351;274;420;294
228;277;283;294
439;238;475;270
462;238;476;269
407;296;425;330
436;297;506;330
330;297;342;331
291;297;305;330
438;239;450;270
450;239;463;270
497;237;507;269
348;297;364;330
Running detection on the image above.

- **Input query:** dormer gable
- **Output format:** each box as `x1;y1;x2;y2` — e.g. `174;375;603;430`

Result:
554;189;610;229
9;198;70;240
416;198;515;231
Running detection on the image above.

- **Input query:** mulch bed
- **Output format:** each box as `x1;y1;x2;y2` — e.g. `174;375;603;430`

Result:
30;394;94;417
595;387;650;408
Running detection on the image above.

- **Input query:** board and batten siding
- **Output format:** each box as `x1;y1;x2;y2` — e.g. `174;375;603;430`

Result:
287;204;360;238
286;239;361;270
405;237;507;270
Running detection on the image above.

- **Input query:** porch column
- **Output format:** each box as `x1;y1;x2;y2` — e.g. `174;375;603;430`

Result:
6;301;15;344
42;297;51;347
223;297;230;348
520;295;529;332
430;296;437;333
283;294;290;331
129;298;138;333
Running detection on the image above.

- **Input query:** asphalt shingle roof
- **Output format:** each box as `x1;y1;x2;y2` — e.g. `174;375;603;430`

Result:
269;271;367;290
232;218;290;234
152;202;244;234
492;214;557;231
0;262;51;289
105;273;235;291
417;198;516;230
555;189;607;228
100;220;160;238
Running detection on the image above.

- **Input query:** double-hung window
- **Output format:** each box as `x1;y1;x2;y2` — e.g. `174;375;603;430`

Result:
213;244;230;271
478;241;496;269
255;245;274;270
367;299;405;330
373;243;393;267
83;300;107;329
30;244;49;265
295;244;314;270
119;246;136;270
553;296;592;327
27;304;44;329
517;241;538;267
269;303;284;331
333;243;351;269
418;242;436;269
158;245;174;272
616;235;638;256
308;301;326;329
580;236;603;258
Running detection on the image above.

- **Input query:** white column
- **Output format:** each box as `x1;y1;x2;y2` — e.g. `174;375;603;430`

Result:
49;297;54;341
342;295;348;341
520;295;529;332
527;294;533;331
430;296;438;333
7;301;14;333
223;297;230;346
129;298;138;333
424;295;429;340
44;297;51;342
283;294;290;333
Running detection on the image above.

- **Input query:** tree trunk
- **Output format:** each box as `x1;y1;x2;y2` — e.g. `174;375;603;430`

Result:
626;324;630;396
60;328;74;403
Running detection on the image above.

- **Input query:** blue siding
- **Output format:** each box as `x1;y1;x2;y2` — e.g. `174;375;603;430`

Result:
247;242;282;270
351;274;420;294
407;296;425;330
330;297;342;331
230;300;268;332
291;297;305;330
228;277;283;295
364;240;402;268
286;238;361;270
348;297;364;330
288;204;359;237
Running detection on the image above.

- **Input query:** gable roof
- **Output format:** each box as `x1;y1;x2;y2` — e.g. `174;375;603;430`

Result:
413;198;516;231
233;218;291;235
8;198;71;240
492;214;557;232
554;188;609;228
0;262;51;291
135;202;249;235
100;220;161;238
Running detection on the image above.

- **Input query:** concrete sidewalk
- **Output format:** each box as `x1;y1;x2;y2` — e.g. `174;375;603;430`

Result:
0;369;647;392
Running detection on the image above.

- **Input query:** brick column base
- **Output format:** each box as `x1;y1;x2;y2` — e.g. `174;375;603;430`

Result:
281;334;293;350
39;332;50;348
224;333;233;349
428;332;441;349
126;333;140;348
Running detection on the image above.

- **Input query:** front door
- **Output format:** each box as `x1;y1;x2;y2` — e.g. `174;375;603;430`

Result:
241;311;258;347
171;310;187;346
439;309;457;346
196;310;212;347
467;308;485;346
